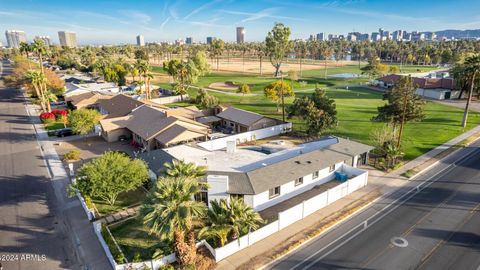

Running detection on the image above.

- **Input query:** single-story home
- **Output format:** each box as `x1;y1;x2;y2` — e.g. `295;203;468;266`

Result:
98;94;146;119
64;92;111;109
100;104;210;148
377;74;459;100
64;82;121;97
140;136;373;211
215;107;283;133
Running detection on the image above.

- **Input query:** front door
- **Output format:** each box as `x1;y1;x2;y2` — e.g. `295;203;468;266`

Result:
444;91;451;99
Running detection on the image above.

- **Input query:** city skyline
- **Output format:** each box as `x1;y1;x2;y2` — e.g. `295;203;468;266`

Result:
1;0;480;45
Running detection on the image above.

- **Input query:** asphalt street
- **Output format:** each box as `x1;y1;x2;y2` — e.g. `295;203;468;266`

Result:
0;61;78;269
268;141;480;270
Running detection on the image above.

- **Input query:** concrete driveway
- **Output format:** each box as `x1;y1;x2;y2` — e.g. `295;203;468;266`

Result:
433;98;480;112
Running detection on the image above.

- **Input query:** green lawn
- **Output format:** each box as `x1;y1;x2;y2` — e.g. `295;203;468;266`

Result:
109;217;172;261
169;86;480;161
93;188;147;216
44;120;68;136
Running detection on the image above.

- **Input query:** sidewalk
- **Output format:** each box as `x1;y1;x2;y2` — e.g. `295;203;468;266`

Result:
24;97;113;270
215;124;480;270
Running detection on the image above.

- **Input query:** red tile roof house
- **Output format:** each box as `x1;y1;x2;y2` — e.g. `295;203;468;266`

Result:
377;74;459;100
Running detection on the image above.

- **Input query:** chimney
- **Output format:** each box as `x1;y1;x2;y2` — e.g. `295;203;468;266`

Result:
226;140;236;153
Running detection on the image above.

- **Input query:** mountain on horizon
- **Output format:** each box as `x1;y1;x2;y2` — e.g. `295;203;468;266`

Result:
435;29;480;39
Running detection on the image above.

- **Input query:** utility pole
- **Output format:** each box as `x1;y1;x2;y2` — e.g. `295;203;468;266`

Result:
397;87;408;148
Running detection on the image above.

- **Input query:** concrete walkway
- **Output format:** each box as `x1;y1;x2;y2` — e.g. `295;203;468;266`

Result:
215;124;480;270
24;97;113;270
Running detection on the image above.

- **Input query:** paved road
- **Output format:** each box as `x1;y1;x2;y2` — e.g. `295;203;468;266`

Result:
268;141;480;270
0;62;79;269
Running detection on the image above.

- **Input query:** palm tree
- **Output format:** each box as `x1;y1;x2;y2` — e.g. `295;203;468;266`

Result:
163;160;206;179
43;90;58;112
24;70;47;112
140;177;206;267
19;42;32;68
135;59;151;100
199;198;263;247
461;55;480;128
31;39;49;74
198;200;233;247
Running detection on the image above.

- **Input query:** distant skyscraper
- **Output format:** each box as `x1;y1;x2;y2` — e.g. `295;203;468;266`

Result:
175;39;184;45
392;30;404;41
5;30;27;49
309;34;316;41
236;27;245;43
34;35;51;46
378;28;385;39
371;32;380;42
58;31;77;48
206;36;213;44
136;35;145;46
186;37;193;45
316;33;325;41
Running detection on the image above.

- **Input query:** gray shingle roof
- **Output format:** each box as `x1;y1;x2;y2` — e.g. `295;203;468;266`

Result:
216;107;265;126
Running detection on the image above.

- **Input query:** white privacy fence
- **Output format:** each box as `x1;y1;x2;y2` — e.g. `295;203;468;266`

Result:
198;122;292;151
150;94;189;105
210;164;368;262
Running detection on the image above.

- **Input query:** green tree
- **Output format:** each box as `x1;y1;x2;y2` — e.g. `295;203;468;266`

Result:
163;58;201;101
24;70;47;112
373;76;426;147
288;87;338;137
70;151;148;205
68;108;101;135
237;84;251;96
31;39;49;74
195;88;219;109
162;159;207;180
265;23;292;77
361;57;388;78
264;80;294;118
191;51;210;76
140;177;206;267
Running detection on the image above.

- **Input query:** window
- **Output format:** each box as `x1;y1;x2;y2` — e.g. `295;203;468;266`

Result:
269;186;280;199
313;171;319;179
194;191;208;205
295;177;304;186
329;164;335;172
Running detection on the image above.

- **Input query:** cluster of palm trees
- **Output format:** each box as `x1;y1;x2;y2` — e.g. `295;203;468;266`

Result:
19;40;58;112
140;160;263;268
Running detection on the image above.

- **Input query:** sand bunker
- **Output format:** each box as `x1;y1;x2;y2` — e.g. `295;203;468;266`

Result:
208;81;255;91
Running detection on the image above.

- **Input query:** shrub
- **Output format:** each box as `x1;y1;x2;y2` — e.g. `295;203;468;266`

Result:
64;149;81;161
40;112;55;123
52;109;67;119
159;265;174;270
132;252;142;263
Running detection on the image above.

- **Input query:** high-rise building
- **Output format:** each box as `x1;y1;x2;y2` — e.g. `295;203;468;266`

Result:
58;31;77;48
383;31;391;40
186;37;193;45
347;33;357;41
378;28;385;39
392;30;404;41
371;32;380;42
206;36;213;44
309;34;316;41
236;27;245;43
34;35;52;46
424;32;437;41
5;30;27;49
136;35;145;46
175;39;184;45
316;33;325;41
411;31;425;41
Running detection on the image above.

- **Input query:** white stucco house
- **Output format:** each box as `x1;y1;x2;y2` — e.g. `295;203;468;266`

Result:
139;136;373;212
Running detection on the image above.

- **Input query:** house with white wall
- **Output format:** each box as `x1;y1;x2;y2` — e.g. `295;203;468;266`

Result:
140;136;373;211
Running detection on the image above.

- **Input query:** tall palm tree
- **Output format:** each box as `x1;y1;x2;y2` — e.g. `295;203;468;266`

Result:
163;160;206;180
135;59;151;100
31;39;49;74
140;177;206;267
25;70;47;112
461;55;480;128
43;90;58;112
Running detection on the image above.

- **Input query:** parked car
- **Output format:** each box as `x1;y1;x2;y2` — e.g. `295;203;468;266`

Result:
56;128;74;137
51;101;66;107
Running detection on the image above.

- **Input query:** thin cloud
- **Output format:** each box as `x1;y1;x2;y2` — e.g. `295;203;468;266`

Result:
160;17;171;31
118;10;152;24
184;0;223;20
220;8;306;22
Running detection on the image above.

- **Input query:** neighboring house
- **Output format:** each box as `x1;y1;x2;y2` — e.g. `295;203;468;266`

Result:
98;94;146;119
100;104;210;147
141;136;373;211
65;92;110;110
215;107;283;133
64;82;121;97
377;74;459;100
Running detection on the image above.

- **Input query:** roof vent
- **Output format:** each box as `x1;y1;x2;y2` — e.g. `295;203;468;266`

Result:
261;163;267;166
306;161;312;164
295;161;301;164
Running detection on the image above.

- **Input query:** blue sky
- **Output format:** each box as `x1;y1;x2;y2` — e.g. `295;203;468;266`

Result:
1;0;479;45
